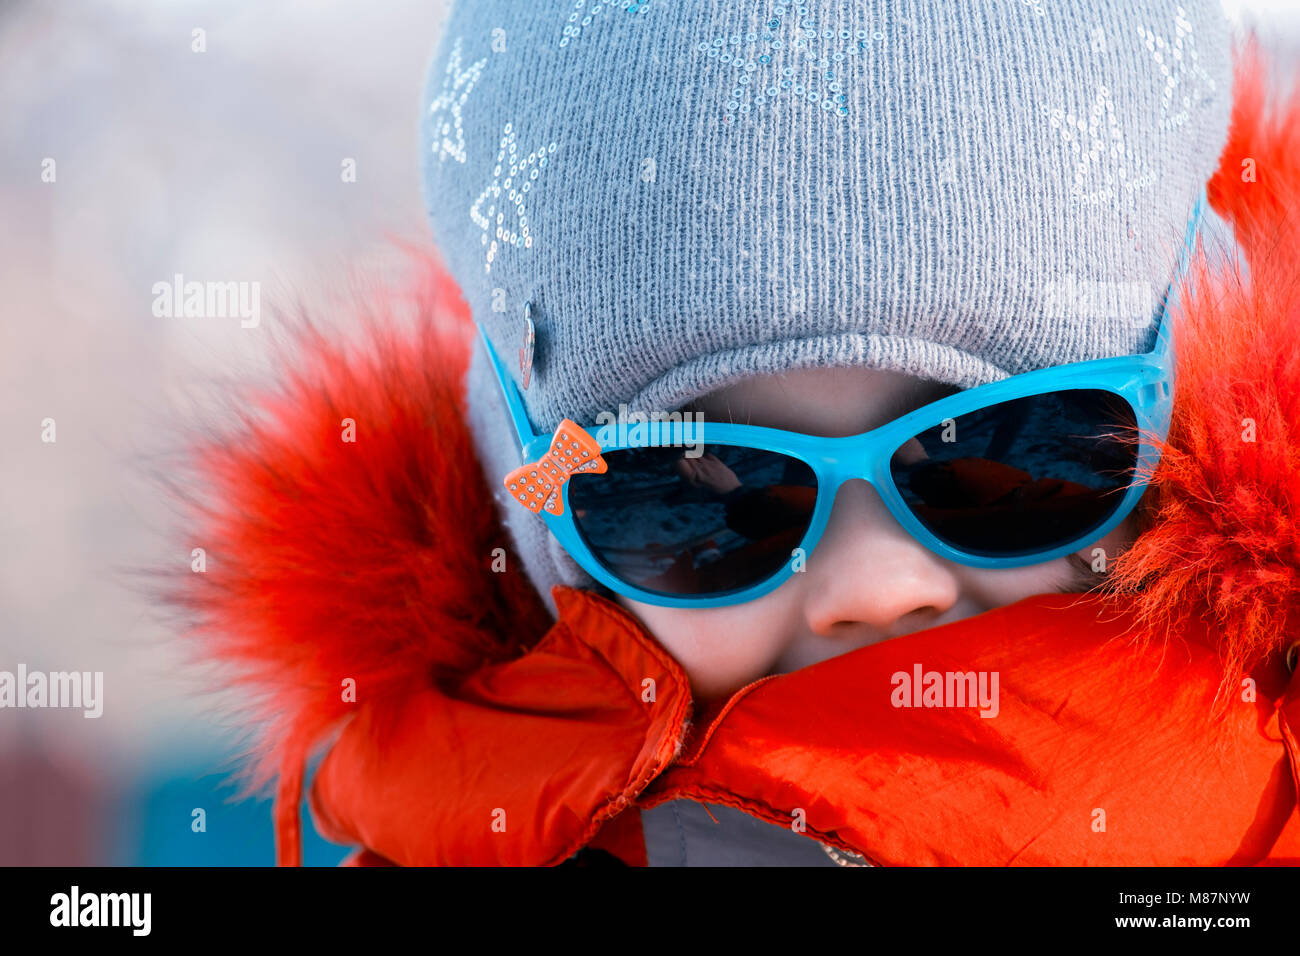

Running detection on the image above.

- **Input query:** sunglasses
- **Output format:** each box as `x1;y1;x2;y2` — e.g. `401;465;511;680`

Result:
479;192;1205;608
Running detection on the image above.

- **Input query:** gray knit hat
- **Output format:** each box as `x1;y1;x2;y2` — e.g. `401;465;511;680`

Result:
421;0;1234;615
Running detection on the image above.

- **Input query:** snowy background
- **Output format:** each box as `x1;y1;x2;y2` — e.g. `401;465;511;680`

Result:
0;0;451;866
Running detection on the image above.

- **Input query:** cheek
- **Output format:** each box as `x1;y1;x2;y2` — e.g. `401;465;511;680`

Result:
1082;513;1139;566
969;561;1070;607
969;513;1140;604
617;597;790;702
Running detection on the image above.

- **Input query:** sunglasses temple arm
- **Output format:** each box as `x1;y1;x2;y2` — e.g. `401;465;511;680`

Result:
475;320;540;457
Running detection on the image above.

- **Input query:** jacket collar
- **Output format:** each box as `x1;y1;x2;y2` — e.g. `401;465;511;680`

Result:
637;588;1300;865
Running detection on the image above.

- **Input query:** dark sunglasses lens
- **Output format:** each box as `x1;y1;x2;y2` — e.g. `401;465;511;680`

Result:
565;444;818;597
889;389;1139;557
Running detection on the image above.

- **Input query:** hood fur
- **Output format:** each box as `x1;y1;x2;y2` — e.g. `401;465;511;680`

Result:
1107;39;1300;684
163;262;551;862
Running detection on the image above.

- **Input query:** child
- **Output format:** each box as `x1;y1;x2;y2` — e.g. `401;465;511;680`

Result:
176;1;1300;865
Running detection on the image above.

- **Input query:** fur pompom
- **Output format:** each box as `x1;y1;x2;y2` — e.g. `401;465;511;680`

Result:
1108;40;1300;682
164;252;549;804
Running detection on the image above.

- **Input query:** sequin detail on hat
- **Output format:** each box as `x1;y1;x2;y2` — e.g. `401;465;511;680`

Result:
428;37;487;165
470;123;558;274
1137;5;1218;132
700;4;887;125
560;0;652;49
1046;74;1162;257
1047;83;1156;213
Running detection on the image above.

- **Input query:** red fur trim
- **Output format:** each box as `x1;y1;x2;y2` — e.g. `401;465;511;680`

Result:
1109;40;1300;683
166;251;550;861
1207;37;1300;274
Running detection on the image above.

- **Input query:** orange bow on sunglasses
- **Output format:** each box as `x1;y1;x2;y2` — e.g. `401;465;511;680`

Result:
505;420;607;516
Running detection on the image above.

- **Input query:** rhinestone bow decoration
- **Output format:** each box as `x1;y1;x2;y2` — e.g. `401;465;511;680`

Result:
504;420;607;516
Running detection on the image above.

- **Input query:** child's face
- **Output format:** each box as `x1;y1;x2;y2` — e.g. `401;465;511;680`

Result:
614;366;1137;703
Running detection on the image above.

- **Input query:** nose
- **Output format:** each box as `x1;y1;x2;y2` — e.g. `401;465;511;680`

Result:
800;478;962;638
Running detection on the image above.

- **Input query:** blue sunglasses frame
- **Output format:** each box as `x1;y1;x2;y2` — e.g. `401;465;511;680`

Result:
478;191;1205;608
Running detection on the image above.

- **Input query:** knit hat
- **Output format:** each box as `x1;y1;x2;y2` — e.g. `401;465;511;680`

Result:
421;0;1235;615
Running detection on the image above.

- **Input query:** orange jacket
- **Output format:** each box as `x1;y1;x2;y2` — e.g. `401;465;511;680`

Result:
308;586;1300;867
173;43;1300;866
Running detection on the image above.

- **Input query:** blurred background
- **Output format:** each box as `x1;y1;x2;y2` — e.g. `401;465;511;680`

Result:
0;0;1296;865
0;0;452;866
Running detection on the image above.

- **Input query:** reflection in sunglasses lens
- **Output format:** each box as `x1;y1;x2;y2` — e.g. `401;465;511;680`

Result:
567;445;818;596
889;389;1139;556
